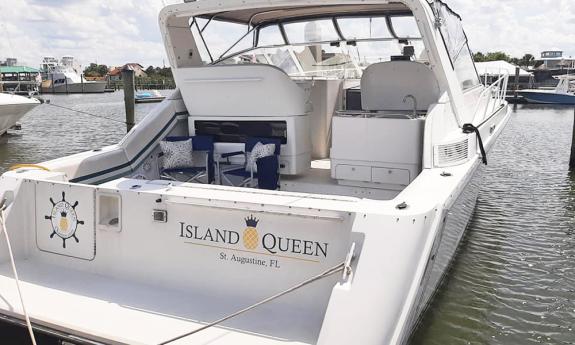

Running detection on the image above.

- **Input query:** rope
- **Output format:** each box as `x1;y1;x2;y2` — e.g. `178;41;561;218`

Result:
159;261;348;345
462;123;487;165
0;201;37;345
46;103;127;124
9;164;50;172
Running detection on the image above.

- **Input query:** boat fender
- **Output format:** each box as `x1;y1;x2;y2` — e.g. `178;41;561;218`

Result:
462;123;487;165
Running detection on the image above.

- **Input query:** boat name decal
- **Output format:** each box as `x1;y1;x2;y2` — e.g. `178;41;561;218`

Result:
178;215;328;259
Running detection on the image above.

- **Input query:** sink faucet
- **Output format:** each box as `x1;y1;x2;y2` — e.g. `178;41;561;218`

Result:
403;94;418;118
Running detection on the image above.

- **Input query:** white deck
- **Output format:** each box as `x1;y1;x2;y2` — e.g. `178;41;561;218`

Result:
0;259;320;345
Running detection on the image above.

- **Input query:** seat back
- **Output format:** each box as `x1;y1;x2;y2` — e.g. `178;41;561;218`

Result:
256;155;280;190
190;135;214;152
246;137;282;190
361;61;441;112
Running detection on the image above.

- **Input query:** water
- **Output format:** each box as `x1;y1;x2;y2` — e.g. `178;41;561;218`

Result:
413;105;575;344
1;97;575;344
0;91;164;171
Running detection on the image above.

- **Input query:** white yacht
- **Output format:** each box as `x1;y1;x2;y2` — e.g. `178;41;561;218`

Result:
0;1;511;344
40;56;106;93
0;93;40;136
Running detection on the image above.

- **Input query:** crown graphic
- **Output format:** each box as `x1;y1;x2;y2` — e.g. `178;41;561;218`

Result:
245;215;259;227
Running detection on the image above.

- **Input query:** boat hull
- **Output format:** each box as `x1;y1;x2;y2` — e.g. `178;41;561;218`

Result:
517;91;575;104
398;104;512;344
135;96;166;103
41;81;106;94
0;96;39;135
409;163;484;332
0;314;82;345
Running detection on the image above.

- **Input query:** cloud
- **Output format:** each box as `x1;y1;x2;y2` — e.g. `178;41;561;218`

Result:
448;0;575;59
0;0;173;68
0;0;574;70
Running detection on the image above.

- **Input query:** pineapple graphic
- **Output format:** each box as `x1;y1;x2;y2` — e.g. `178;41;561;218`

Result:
59;211;69;234
243;215;259;250
45;192;84;248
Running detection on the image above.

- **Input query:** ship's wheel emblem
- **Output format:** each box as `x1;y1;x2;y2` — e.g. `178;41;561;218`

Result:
44;192;84;248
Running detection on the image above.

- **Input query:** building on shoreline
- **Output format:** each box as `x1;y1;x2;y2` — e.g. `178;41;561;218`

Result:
536;51;575;70
532;51;575;87
0;65;41;95
107;63;147;82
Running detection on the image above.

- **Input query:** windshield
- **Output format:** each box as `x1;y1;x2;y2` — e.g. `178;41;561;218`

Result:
190;14;425;79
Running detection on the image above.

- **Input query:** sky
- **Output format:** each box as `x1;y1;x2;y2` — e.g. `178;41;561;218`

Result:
0;0;574;69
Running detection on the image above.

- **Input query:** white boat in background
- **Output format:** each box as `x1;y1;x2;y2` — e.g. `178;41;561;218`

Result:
40;56;106;94
518;75;575;104
0;93;40;136
0;1;511;344
135;90;166;103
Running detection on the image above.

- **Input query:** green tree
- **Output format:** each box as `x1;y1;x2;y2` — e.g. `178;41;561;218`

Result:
473;52;486;62
519;54;535;68
83;63;108;77
485;51;511;62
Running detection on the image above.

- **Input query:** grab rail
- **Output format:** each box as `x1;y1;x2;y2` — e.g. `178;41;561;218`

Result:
472;71;509;123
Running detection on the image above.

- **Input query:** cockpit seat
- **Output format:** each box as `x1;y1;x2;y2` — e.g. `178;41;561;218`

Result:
361;61;440;113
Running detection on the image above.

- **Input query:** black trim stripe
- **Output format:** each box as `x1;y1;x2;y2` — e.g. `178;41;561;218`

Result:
70;111;188;183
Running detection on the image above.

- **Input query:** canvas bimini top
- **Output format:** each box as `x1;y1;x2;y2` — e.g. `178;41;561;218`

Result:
159;0;477;125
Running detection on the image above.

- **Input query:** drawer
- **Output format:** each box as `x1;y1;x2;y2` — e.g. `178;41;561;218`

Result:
372;167;410;185
335;164;372;182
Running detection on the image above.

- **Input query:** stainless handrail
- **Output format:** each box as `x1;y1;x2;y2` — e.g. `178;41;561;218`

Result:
471;71;509;123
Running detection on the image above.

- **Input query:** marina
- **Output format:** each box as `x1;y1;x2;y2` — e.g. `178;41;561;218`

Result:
2;95;574;345
2;0;512;342
0;0;574;344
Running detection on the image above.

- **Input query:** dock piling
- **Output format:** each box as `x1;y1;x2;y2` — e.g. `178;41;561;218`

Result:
122;69;136;133
570;108;575;170
514;66;520;102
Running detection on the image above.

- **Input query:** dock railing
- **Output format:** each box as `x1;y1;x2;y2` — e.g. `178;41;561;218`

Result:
473;70;509;122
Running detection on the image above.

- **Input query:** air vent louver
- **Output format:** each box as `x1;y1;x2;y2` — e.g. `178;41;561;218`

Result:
434;139;469;167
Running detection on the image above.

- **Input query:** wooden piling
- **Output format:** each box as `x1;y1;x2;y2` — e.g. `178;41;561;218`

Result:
122;69;135;133
513;66;520;102
570;108;575;170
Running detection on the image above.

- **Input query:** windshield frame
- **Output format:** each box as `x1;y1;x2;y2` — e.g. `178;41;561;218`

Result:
195;12;424;65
